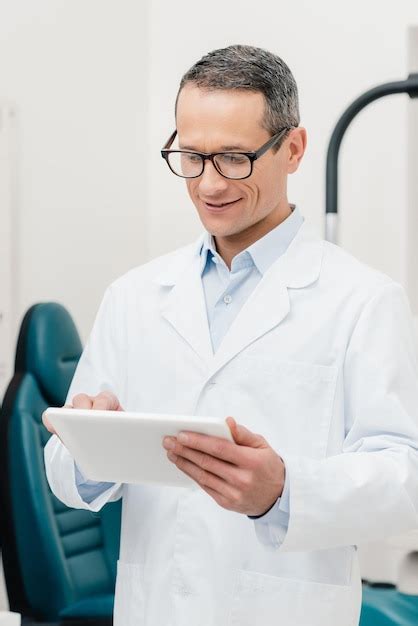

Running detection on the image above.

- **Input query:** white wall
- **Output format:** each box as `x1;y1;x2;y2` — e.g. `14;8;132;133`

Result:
0;0;148;353
0;103;17;397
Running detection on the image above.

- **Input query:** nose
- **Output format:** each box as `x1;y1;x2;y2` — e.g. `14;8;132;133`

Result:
197;159;229;196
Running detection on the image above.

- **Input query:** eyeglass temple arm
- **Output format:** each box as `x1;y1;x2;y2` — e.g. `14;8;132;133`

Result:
162;130;178;150
254;127;292;159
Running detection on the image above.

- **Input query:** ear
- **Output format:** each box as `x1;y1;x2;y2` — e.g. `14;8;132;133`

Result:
286;127;307;174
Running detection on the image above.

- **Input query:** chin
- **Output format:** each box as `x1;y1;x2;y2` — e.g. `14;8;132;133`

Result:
198;214;238;236
203;223;242;238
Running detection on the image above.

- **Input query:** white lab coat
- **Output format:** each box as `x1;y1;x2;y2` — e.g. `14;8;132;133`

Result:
45;221;418;626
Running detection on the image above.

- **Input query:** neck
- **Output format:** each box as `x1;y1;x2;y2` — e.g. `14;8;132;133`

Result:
214;203;293;269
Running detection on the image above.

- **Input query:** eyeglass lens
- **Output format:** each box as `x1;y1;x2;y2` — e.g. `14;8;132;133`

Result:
167;152;252;179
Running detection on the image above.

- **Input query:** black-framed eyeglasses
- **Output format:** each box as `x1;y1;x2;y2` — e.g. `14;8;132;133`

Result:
160;126;293;180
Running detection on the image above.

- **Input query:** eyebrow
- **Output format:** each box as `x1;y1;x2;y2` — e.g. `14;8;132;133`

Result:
179;144;250;152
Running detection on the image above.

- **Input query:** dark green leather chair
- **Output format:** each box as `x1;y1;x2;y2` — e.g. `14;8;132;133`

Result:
0;302;121;625
360;583;418;625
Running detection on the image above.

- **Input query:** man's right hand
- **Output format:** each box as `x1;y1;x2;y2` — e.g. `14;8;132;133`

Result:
42;391;123;435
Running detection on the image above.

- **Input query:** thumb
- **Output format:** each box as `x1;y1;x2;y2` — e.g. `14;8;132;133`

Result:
226;416;266;449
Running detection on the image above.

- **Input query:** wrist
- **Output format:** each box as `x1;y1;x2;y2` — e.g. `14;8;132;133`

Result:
248;495;279;519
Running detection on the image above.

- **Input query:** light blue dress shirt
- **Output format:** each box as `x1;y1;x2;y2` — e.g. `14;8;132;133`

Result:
75;206;304;546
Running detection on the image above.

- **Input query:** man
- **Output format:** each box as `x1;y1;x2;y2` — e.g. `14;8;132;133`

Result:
44;45;418;626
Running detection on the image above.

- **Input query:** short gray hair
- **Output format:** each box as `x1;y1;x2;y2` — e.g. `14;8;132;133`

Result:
176;44;300;144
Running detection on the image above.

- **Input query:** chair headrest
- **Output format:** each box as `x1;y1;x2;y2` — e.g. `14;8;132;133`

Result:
15;302;82;407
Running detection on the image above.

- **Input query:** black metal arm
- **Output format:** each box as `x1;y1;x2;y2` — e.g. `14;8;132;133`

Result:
325;73;418;241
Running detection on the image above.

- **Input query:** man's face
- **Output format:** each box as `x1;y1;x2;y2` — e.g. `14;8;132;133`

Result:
175;85;302;245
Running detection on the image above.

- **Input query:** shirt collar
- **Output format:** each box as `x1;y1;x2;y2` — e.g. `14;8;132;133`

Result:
199;204;304;275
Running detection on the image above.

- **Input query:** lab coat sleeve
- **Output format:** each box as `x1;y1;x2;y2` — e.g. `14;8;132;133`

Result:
44;285;124;511
45;435;123;512
74;462;115;504
277;281;418;552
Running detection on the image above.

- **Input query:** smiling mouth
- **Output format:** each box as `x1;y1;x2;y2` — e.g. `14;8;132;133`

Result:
202;198;241;210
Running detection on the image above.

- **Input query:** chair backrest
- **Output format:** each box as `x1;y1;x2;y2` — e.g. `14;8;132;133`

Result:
0;302;121;621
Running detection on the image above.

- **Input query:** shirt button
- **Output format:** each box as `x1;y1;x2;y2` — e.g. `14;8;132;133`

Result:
223;295;232;304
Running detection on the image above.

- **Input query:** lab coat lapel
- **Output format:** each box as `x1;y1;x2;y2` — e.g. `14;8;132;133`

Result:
210;223;324;375
158;240;214;364
209;267;290;375
155;224;324;374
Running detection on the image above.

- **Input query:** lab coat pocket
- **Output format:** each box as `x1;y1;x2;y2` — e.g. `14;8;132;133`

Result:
229;569;356;626
222;357;338;459
113;560;145;626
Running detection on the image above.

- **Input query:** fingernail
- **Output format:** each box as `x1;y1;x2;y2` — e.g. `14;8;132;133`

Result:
163;437;175;450
167;451;178;462
177;432;188;444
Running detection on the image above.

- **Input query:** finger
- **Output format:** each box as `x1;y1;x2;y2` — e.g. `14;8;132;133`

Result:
72;394;94;409
165;439;240;482
42;413;56;434
91;391;122;411
175;431;250;465
226;416;266;449
167;452;239;501
199;483;233;510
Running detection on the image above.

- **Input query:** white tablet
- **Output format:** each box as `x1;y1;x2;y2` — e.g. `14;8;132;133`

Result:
44;407;233;488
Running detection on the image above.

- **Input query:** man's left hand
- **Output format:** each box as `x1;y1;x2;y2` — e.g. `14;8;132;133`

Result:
163;416;285;517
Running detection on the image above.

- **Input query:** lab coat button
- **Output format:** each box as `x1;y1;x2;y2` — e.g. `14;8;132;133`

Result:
223;294;232;304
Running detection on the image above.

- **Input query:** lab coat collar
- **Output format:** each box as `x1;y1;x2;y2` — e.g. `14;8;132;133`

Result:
156;221;324;371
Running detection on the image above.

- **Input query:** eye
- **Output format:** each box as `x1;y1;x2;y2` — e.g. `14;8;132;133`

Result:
218;153;248;164
182;152;202;163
